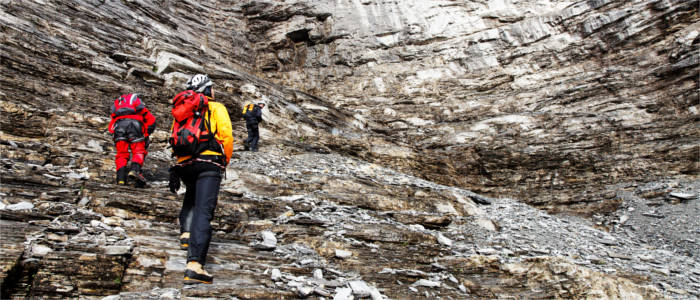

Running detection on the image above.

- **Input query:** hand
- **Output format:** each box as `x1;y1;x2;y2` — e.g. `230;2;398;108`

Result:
169;167;180;193
144;136;150;150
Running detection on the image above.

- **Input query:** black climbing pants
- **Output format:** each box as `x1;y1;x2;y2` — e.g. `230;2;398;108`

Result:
244;122;259;151
175;157;223;265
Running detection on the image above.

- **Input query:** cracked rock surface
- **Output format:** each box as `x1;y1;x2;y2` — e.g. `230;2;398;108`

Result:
0;0;698;299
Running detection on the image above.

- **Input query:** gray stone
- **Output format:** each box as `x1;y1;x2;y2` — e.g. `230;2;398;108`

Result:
448;274;459;283
313;269;323;280
619;215;629;224
64;169;90;180
335;249;352;259
333;288;353;300
669;192;696;200
31;244;53;257
271;268;282;281
477;248;499;255
598;238;617;246
159;289;179;299
298;286;315;297
102;217;124;227
77;197;90;206
103;245;132;256
6;201;34;211
314;287;331;297
607;252;632;260
436;233;453;247
475;218;497;231
369;288;384;300
349;280;372;297
253;231;277;250
164;256;187;272
413;279;440;288
633;265;651;271
276;194;306;201
653;268;671;276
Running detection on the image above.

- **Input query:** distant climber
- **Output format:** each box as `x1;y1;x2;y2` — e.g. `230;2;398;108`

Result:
242;100;265;152
108;93;156;186
167;74;233;285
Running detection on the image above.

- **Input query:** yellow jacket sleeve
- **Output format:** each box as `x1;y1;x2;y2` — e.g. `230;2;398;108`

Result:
208;101;234;164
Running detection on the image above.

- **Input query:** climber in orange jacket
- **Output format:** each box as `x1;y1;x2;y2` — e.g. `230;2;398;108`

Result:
108;93;156;186
167;74;233;285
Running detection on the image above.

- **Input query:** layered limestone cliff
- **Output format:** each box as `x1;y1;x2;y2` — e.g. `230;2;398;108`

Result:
247;0;699;214
0;0;698;299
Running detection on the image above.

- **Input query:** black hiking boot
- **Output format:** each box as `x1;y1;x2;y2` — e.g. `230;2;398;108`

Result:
128;164;147;187
116;167;128;185
184;262;213;284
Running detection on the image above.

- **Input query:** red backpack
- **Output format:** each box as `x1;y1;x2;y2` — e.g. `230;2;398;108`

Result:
108;94;145;134
111;94;145;119
168;90;220;157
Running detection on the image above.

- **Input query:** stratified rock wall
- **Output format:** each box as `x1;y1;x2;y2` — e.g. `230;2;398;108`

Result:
2;1;697;213
248;0;699;213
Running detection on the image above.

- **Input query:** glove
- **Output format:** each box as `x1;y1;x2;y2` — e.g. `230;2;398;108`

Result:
169;167;180;194
144;136;151;150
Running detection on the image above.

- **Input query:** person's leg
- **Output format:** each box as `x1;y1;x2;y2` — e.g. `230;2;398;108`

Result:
175;165;197;251
184;164;221;284
115;141;130;184
129;141;146;167
249;124;259;151
128;141;147;184
179;181;195;249
187;168;221;265
244;123;253;150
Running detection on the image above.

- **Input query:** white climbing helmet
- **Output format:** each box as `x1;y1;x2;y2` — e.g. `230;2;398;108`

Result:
186;74;213;92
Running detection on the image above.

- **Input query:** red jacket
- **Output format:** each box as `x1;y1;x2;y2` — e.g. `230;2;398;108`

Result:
108;94;157;136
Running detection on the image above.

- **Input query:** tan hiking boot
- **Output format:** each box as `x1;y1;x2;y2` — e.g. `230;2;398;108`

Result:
179;232;190;250
184;261;213;284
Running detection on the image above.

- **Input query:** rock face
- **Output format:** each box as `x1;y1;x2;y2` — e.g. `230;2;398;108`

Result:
246;0;700;214
0;0;698;299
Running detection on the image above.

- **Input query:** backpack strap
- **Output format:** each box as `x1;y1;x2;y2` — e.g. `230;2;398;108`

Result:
197;107;221;157
204;108;214;136
204;108;220;144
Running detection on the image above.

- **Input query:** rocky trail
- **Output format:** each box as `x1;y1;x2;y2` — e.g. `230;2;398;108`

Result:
1;122;698;298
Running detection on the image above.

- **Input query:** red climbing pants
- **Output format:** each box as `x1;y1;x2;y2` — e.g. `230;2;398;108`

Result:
115;140;147;170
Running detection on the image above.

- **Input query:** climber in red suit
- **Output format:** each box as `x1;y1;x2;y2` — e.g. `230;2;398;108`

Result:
108;93;156;186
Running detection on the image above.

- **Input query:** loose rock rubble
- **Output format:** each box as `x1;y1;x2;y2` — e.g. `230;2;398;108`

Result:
3;140;697;299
